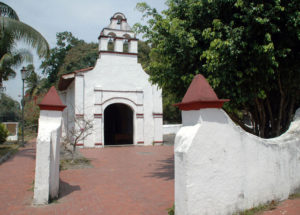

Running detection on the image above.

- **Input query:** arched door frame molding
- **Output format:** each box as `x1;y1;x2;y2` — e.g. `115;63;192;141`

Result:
102;97;137;146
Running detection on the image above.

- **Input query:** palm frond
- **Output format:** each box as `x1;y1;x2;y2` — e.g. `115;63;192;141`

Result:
1;67;15;81
0;2;19;20
0;53;12;68
14;48;33;63
0;30;15;55
0;17;49;58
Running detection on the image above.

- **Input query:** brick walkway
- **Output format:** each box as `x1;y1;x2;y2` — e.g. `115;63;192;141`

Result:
0;142;299;215
262;199;300;215
0;143;174;215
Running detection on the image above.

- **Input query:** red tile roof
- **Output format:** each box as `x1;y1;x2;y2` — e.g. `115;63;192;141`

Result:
38;86;66;111
58;67;94;91
174;74;229;110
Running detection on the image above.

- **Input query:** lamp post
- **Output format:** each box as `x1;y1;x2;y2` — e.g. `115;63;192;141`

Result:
20;66;27;147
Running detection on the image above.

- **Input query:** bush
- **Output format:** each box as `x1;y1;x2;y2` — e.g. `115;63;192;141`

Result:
0;124;8;144
167;204;174;215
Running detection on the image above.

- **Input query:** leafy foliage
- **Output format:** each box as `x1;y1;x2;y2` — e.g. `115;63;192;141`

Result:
41;31;98;87
163;91;181;123
137;40;181;123
24;64;47;98
0;2;49;88
0;2;19;20
167;204;175;215
24;94;44;130
0;17;49;58
135;0;300;137
0;30;33;87
58;42;98;77
0;93;20;122
0;123;8;144
138;40;151;73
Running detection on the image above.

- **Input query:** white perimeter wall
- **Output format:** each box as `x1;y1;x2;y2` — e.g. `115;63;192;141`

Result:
163;124;182;135
175;108;300;215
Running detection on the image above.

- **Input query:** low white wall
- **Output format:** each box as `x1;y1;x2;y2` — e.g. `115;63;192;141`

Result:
33;110;62;205
49;126;61;199
175;108;300;215
163;124;182;135
3;122;18;141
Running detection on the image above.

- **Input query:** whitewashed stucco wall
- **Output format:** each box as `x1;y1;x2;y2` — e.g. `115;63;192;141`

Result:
85;53;162;146
175;108;300;215
62;52;163;147
163;124;182;135
33;110;62;205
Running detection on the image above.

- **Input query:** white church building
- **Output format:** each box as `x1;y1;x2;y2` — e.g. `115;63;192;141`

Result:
58;12;163;147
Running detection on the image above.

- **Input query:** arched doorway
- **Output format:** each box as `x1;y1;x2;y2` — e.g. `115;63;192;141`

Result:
104;103;133;145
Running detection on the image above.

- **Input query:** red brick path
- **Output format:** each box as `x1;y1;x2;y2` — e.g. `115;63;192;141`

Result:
0;143;174;215
0;143;299;215
262;199;300;215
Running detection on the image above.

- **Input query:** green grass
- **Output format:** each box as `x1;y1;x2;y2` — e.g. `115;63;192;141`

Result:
0;143;19;158
27;180;35;192
289;192;300;199
234;200;278;215
60;157;92;170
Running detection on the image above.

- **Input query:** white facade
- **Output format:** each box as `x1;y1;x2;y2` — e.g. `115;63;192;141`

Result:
175;108;300;215
59;13;163;147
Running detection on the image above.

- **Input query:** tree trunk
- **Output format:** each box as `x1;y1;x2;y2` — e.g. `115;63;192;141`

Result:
275;78;285;136
266;96;274;136
286;97;295;131
255;98;266;138
227;111;256;135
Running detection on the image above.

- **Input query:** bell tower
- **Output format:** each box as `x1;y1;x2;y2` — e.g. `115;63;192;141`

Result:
98;12;138;55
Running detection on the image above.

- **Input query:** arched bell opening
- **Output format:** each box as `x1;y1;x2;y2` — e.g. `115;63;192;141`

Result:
107;32;116;51
123;34;131;53
104;103;133;145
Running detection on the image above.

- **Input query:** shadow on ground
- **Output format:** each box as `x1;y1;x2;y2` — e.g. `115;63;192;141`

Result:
17;148;36;160
59;179;81;198
146;156;174;180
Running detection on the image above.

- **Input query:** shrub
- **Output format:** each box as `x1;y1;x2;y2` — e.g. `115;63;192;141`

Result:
0;124;8;144
167;204;174;215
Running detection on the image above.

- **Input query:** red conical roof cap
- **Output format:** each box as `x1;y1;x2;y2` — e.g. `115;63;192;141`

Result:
38;86;66;111
174;74;229;110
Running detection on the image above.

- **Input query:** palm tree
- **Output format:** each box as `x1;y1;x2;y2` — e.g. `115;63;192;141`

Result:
25;64;47;99
0;2;49;88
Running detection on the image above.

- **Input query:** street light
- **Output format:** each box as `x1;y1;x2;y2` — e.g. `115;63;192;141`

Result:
20;66;27;147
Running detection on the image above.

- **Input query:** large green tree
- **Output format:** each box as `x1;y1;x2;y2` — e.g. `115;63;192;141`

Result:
135;0;300;138
0;93;20;122
41;31;98;87
137;40;181;123
0;2;49;88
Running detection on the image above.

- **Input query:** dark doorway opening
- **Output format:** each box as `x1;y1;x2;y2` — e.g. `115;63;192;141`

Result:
104;103;133;145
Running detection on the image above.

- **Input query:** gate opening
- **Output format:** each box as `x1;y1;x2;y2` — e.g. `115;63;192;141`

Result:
104;103;133;145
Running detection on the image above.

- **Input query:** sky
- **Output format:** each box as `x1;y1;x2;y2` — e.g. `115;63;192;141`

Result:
2;0;167;102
